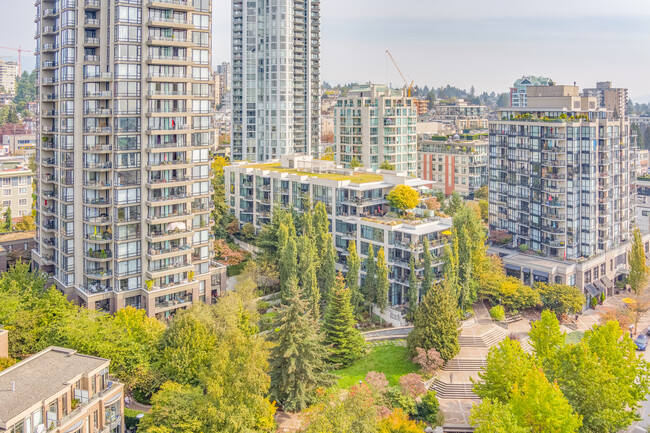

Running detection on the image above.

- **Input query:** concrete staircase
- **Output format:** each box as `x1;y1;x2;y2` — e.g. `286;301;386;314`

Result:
442;359;487;372
458;327;507;348
431;379;480;400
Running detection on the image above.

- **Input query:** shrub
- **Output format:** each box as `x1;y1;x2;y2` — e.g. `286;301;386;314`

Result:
412;347;444;376
489;305;505;321
241;222;255;240
518;244;529;252
365;371;389;394
416;391;441;425
398;373;427;399
386;387;417;415
590;297;598;309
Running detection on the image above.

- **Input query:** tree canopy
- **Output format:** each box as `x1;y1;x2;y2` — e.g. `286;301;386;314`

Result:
386;185;419;213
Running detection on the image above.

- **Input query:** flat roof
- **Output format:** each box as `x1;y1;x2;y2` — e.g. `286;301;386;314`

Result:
237;162;384;184
0;347;110;426
0;231;36;243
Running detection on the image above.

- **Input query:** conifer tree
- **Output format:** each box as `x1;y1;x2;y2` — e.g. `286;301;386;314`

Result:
376;247;390;313
297;236;320;317
279;237;297;299
363;244;377;306
269;279;336;411
629;227;649;294
323;274;365;366
407;283;459;361
407;256;419;320
422;238;433;294
313;202;329;253
346;240;362;314
318;233;337;299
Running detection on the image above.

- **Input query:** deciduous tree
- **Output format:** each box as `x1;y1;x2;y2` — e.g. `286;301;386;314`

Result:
407;256;419;320
363;244;377;307
386;185;419;214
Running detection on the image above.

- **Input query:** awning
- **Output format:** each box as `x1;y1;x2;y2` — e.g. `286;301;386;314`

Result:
523;268;531;273
505;264;521;272
533;270;549;278
616;268;630;277
593;280;606;293
601;275;614;288
585;283;599;297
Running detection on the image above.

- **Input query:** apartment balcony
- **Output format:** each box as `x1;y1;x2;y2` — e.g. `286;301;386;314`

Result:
147;16;193;29
84;161;112;170
77;283;112;295
146;72;188;82
84;18;100;27
84;126;112;134
85;249;113;261
147;35;192;47
147;175;192;188
146;227;192;242
115;213;141;224
147;262;193;280
541;212;565;220
83;197;111;206
83;72;112;82
146;90;190;99
146;141;192;152
146;193;190;207
41;173;58;183
84;232;113;243
83;214;112;224
146;55;192;65
41;206;57;217
84;0;101;8
541;238;566;248
83;144;112;152
147;244;192;260
84;269;113;279
84;37;100;46
146;158;190;169
155;293;193;311
148;0;194;10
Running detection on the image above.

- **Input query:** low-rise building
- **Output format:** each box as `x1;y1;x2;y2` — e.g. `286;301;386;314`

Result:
0;346;125;433
0;231;37;272
0;61;18;96
225;155;452;316
419;135;488;196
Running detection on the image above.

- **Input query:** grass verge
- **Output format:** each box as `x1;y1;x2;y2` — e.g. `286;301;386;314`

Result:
334;344;419;389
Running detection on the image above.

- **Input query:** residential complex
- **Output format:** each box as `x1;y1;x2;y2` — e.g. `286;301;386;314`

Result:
231;0;321;162
334;84;417;176
489;84;637;301
429;99;488;132
510;75;553;107
419;134;488;196
0;231;37;272
413;99;429;116
0;346;124;433
0;157;33;219
0;61;19;95
225;155;451;311
583;81;629;119
32;0;226;318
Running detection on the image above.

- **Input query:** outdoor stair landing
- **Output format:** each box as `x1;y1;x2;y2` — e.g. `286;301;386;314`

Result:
431;379;480;400
458;326;507;348
442;358;487;372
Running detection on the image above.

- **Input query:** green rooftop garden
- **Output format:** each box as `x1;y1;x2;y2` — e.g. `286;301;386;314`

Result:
242;163;384;183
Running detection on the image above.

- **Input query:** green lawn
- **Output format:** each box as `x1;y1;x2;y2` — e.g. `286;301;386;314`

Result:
334;344;419;389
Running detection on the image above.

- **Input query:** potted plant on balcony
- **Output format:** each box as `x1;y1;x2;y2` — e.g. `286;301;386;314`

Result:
188;270;195;282
146;279;154;290
71;398;80;410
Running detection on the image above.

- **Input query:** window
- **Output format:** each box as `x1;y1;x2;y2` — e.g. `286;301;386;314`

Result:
3;200;9;206
2;179;9;186
19;187;27;194
19;199;27;205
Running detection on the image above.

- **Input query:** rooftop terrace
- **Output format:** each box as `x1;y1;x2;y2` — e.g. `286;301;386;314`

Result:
239;162;385;184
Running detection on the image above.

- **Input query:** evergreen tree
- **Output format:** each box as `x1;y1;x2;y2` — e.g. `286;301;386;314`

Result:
421;238;433;294
297;236;320;318
376;247;390;313
407;283;459;361
269;280;336;411
363;244;377;306
313;202;329;252
407;256;419;320
323;274;365;366
629;227;649;294
4;207;11;231
318;232;336;299
346;240;362;314
279;237;297;299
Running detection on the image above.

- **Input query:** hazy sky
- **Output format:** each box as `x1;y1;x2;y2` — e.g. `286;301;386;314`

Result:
4;0;650;98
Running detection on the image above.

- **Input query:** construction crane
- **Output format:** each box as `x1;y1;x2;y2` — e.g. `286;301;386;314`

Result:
0;46;32;76
385;50;413;97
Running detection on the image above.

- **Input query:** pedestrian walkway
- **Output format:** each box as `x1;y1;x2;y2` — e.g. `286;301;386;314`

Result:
366;339;406;347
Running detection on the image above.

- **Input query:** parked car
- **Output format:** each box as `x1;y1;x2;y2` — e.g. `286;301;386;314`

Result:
635;333;648;351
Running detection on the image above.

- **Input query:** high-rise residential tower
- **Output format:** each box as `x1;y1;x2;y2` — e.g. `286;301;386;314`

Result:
32;0;226;318
0;60;19;95
231;0;321;162
334;84;417;175
489;85;635;261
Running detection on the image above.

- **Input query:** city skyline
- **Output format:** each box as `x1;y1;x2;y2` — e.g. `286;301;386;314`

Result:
2;0;650;99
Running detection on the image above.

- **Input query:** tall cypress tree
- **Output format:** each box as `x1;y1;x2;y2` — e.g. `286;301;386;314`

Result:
279;237;298;299
376;247;390;313
269;279;336;411
407;255;419;320
422;237;433;294
346;240;362;314
629;226;649;294
323;274;365;366
313;202;329;253
407;282;460;361
318;232;337;299
297;236;320;318
363;244;377;307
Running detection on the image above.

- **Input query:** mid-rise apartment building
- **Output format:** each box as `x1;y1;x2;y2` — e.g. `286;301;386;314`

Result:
0;61;19;95
489;84;635;261
0;346;124;433
225;155;451;310
510;75;553;107
0;157;33;219
419;135;488;196
32;0;226;318
231;0;321;162
335;85;417;176
583;81;628;119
